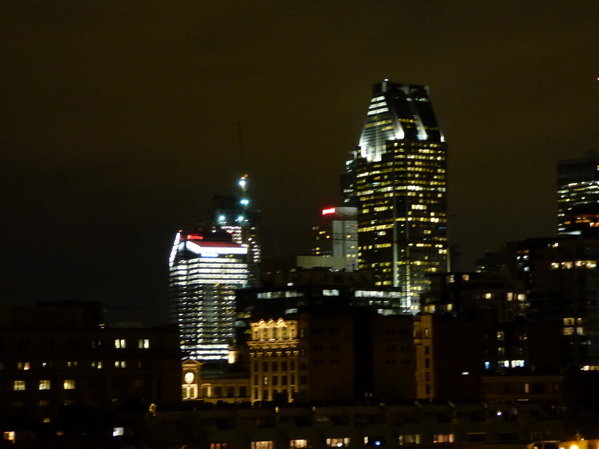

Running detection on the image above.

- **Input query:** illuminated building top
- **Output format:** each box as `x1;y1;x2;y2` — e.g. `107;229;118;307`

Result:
343;80;448;312
359;80;444;162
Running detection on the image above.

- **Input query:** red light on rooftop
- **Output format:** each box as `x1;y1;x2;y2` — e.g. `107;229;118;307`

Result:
322;207;336;215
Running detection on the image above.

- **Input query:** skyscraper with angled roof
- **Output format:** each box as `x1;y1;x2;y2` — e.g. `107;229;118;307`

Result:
342;80;448;312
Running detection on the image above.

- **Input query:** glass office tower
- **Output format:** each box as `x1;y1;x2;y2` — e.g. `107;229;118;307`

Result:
557;152;599;234
343;80;448;312
169;229;249;361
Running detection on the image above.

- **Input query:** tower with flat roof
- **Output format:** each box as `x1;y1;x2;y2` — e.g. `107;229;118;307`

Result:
169;229;249;361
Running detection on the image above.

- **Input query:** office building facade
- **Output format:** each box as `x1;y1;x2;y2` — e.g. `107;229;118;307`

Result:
169;229;249;361
558;152;599;234
342;80;448;312
248;312;416;404
312;206;358;272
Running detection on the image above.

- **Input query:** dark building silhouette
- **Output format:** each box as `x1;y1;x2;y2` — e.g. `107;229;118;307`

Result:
0;301;181;421
247;310;416;403
506;236;599;369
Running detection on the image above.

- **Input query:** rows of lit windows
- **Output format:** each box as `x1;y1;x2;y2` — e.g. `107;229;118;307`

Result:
13;379;76;391
257;290;304;299
172;275;248;285
184;261;248;269
251;319;298;341
550;260;597;269
180;267;248;275
9;357;146;371
293;435;472;448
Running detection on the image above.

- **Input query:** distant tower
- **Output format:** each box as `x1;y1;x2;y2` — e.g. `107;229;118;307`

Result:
312;206;358;272
342;80;448;312
557;152;599;234
212;174;261;282
169;229;249;361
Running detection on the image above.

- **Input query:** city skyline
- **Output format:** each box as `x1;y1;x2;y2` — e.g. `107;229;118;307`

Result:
1;1;598;325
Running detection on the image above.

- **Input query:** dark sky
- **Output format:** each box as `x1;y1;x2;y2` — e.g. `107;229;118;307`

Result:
1;1;598;325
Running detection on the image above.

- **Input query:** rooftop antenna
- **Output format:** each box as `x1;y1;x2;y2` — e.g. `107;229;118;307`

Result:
237;122;249;177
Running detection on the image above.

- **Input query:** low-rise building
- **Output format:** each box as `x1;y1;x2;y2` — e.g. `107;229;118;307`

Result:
0;301;181;420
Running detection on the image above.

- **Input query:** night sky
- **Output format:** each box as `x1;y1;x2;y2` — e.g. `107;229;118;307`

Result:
1;1;598;325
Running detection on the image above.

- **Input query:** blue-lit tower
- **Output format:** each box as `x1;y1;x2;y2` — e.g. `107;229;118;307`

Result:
212;174;261;268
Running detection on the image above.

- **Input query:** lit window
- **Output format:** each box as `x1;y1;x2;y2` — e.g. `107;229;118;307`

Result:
115;361;126;368
326;438;350;448
399;435;420;445
433;434;454;443
63;379;76;390
17;362;31;370
251;442;274;449
92;361;103;369
290;439;309;449
13;380;26;391
112;427;125;437
115;339;126;349
210;444;234;449
138;339;150;349
39;380;51;390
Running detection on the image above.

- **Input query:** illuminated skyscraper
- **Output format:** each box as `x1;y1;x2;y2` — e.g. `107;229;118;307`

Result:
169;229;249;361
342;80;448;312
169;175;258;361
557;152;599;234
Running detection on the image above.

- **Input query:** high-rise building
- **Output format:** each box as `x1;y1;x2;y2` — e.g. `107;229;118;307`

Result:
212;174;261;266
169;229;249;361
312;206;358;271
557;152;599;234
505;236;599;369
342;80;448;312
